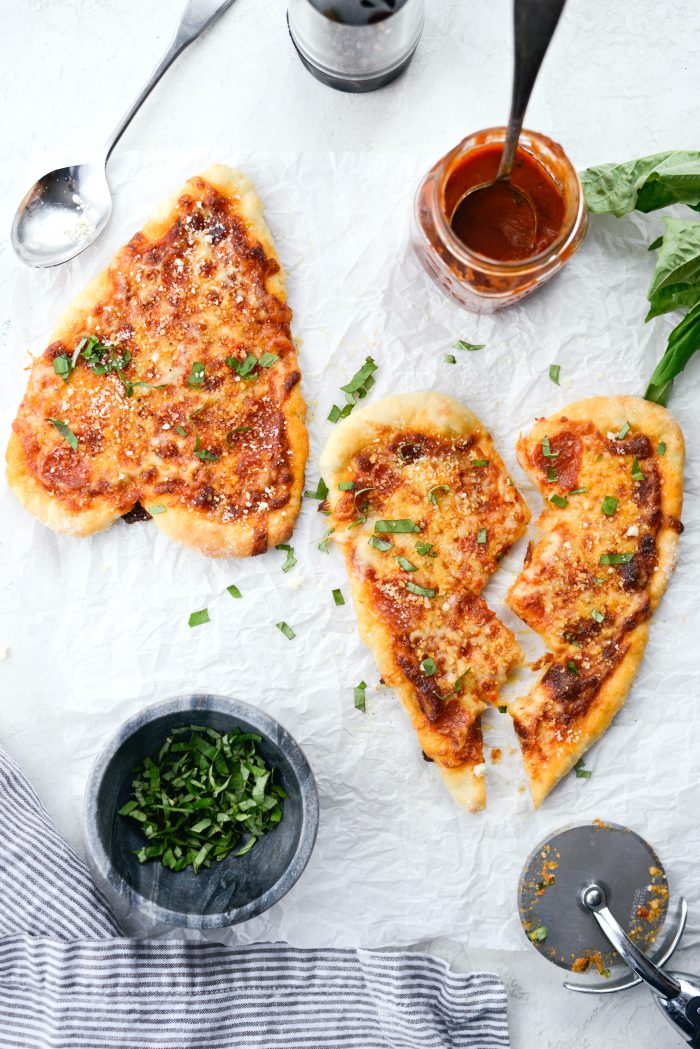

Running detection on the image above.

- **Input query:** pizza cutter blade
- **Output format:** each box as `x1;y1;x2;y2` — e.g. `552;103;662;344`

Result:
518;821;700;1047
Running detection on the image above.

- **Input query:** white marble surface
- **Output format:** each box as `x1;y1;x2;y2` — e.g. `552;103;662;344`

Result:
1;1;699;1046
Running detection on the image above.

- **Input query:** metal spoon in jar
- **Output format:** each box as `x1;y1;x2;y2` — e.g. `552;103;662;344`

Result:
450;0;567;258
11;0;236;268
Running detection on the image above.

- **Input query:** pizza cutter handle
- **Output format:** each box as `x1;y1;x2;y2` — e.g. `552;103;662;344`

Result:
104;0;238;161
581;883;681;1000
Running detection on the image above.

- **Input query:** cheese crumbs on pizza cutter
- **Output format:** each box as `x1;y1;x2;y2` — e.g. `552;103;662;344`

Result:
320;391;531;812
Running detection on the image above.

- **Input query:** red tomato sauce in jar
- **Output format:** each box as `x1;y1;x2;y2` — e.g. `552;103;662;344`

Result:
446;144;566;262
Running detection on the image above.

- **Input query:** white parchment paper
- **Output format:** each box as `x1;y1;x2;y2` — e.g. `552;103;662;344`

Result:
1;150;698;950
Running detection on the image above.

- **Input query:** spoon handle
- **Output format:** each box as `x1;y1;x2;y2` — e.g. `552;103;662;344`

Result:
497;0;567;180
104;0;237;160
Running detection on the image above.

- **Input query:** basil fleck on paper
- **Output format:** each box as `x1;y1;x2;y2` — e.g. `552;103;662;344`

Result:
2;149;698;953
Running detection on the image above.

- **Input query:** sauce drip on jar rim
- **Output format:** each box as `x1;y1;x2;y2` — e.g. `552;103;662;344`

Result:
447;144;566;262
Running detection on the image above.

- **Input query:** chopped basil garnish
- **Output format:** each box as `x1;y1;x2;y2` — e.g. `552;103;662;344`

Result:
226;425;252;443
567;660;579;675
226;584;242;599
549;363;561;385
375;519;421;533
498;705;507;714
547;465;558;483
338;481;354;491
175;425;188;437
318;527;335;552
472;459;489;468
542;435;559;459
601;495;619;516
569;487;588;495
617;421;631;440
549;494;568;509
187;361;205;387
258;352;279;368
415;541;436;557
48;418;78;450
118;724;285;872
189;404;207;419
420;657;437;676
592;576;605;585
193;434;218;462
353;487;373;520
75;335;166;399
369;535;392;552
657;441;666;455
354;681;367;712
396;555;418;572
148;504;166;515
631;457;644;481
591;608;604;623
477;528;487;544
428;484;450;505
447;669;471;696
276;621;295;640
227;353;259;379
328;356;378;423
563;632;582;648
276;544;297;573
188;608;210;628
305;477;329;501
528;926;548;942
332;588;345;606
574;757;592;779
406;581;436;598
454;340;485;352
444;353;457;364
53;354;73;382
600;552;633;564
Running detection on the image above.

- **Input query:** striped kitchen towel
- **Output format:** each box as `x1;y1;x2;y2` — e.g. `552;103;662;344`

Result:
0;748;509;1047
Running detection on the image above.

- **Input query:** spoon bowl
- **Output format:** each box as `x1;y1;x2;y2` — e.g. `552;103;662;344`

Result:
12;163;111;268
451;177;538;259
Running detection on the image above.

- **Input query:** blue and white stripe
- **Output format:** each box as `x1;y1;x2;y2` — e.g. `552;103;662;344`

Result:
0;748;509;1047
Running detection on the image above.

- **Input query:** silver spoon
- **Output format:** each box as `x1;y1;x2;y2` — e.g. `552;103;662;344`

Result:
11;0;236;268
450;0;567;256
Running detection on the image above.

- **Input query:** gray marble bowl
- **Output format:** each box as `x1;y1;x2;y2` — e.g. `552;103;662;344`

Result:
83;694;319;928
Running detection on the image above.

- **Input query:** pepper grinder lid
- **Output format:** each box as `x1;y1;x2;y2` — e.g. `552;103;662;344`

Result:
287;0;425;93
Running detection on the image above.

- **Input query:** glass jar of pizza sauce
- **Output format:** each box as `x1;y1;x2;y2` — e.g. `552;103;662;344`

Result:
411;127;587;313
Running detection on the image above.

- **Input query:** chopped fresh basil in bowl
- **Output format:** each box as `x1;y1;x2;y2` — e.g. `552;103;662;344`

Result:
83;694;318;928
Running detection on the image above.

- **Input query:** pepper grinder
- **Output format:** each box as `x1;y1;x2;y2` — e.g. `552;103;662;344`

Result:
287;0;425;93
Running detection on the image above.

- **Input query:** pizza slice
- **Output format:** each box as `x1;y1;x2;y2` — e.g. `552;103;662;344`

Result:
320;392;530;810
507;396;684;806
7;165;308;558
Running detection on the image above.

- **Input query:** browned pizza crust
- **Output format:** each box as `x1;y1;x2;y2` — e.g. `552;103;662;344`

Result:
320;392;530;810
507;395;684;806
7;165;308;558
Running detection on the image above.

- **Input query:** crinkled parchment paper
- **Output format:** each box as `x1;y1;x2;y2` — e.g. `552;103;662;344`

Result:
1;149;698;950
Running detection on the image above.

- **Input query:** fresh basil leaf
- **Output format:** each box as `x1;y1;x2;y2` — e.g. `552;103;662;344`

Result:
276;621;295;640
657;441;667;455
580;151;700;216
420;657;437;676
193;434;219;462
631;457;644;481
477;527;487;544
428;484;450;505
541;435;559;459
175;425;187;437
226;584;242;599
549;494;568;509
528;925;548;942
600;552;634;564
258;352;278;368
645;299;700;405
338;481;354;491
53;354;72;381
188;608;210;627
415;541;436;557
332;588;345;606
354;681;367;712
646;217;700;320
569;487;588;495
472;459;489;468
547;465;558;483
48;418;78;450
549;363;561;385
148;504;166;515
444;353;457;364
601;496;618;516
591;608;604;623
574;757;592;779
318;527;335;552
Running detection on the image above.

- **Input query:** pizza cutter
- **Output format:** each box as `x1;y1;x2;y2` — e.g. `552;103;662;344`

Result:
519;821;700;1046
